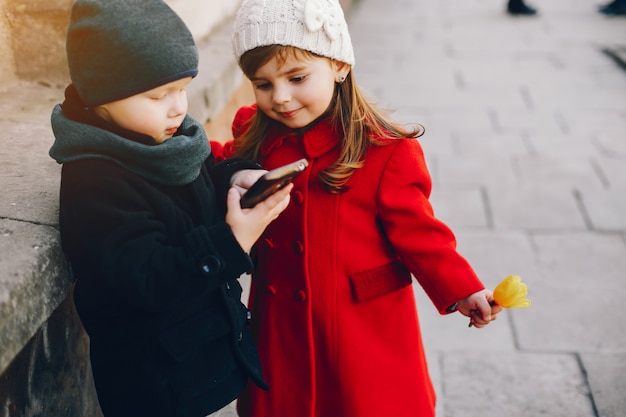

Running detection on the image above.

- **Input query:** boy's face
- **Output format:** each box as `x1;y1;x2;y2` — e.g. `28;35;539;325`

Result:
93;77;193;144
249;53;344;129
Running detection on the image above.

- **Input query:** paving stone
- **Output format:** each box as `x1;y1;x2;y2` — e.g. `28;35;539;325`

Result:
515;282;626;352
590;68;626;90
580;353;626;417
525;132;604;158
415;285;517;354
594;130;626;158
429;110;495;135
558;109;626;138
452;230;540;283
533;232;626;288
575;184;626;231
488;184;587;231
519;232;626;352
393;107;431;125
419;126;460;158
458;60;578;89
356;59;458;92
441;351;596;417
436;155;519;186
531;86;626;111
406;86;529;110
455;131;530;157
515;155;606;189
495;110;566;136
595;156;626;188
424;351;445;417
429;186;488;230
602;45;626;73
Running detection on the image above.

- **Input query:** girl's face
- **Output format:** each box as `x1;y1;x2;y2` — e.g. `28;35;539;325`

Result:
93;77;192;144
250;52;345;129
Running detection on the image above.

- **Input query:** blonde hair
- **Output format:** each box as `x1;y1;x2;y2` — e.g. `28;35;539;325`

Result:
235;45;424;193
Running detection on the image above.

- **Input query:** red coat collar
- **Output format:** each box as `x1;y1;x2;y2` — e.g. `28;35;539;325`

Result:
260;116;341;159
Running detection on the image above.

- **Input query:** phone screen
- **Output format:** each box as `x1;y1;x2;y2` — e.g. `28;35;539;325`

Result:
240;159;309;208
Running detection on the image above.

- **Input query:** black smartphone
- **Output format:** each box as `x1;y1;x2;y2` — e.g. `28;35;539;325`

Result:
240;158;309;208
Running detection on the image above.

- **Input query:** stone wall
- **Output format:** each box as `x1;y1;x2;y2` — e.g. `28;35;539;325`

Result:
0;287;102;417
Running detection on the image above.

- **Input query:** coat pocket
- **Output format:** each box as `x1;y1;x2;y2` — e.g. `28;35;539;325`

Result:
349;260;412;302
158;308;231;363
158;309;241;409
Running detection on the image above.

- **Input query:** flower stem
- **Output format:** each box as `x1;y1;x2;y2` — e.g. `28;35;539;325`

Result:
468;300;497;327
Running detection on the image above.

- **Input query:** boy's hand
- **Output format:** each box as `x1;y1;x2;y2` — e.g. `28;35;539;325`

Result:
456;289;503;328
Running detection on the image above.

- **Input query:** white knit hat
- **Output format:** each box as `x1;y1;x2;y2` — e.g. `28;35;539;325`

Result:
232;0;355;66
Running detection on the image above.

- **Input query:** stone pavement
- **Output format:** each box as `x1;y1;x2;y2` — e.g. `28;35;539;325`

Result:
344;0;626;415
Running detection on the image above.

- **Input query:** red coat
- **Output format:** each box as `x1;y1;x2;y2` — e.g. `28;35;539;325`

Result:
226;106;484;417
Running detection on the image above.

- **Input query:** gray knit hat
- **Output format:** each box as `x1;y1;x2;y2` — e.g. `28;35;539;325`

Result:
232;0;355;67
66;0;198;107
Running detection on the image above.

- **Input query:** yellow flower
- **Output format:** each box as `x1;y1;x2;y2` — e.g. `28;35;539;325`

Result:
493;275;531;308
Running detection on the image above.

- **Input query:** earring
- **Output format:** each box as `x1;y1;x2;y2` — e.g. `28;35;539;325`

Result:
337;75;346;84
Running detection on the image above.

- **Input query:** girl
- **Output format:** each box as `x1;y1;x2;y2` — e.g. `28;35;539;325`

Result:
218;0;503;415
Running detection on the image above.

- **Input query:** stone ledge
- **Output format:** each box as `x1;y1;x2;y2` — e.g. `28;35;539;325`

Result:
0;14;241;376
0;219;71;375
0;80;67;375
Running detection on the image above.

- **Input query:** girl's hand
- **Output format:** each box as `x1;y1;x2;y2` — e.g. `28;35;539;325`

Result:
456;289;503;328
230;169;268;196
225;183;293;253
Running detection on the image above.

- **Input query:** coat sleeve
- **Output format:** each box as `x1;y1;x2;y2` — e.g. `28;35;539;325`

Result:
231;105;257;139
376;138;485;313
208;105;258;162
209;157;263;217
209;140;236;162
61;164;252;313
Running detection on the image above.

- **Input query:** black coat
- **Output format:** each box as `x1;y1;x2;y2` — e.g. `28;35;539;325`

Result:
58;146;267;417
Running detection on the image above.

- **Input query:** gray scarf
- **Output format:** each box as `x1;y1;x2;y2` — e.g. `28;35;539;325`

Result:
49;105;211;186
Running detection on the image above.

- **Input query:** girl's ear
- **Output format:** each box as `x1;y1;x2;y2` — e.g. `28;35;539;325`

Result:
333;61;351;83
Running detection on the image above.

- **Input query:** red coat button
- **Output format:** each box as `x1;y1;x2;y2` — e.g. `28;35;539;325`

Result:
266;285;277;295
292;241;304;254
264;238;275;249
293;190;304;205
293;289;307;302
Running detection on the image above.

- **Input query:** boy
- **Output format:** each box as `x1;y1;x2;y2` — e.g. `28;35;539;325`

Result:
49;1;290;416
